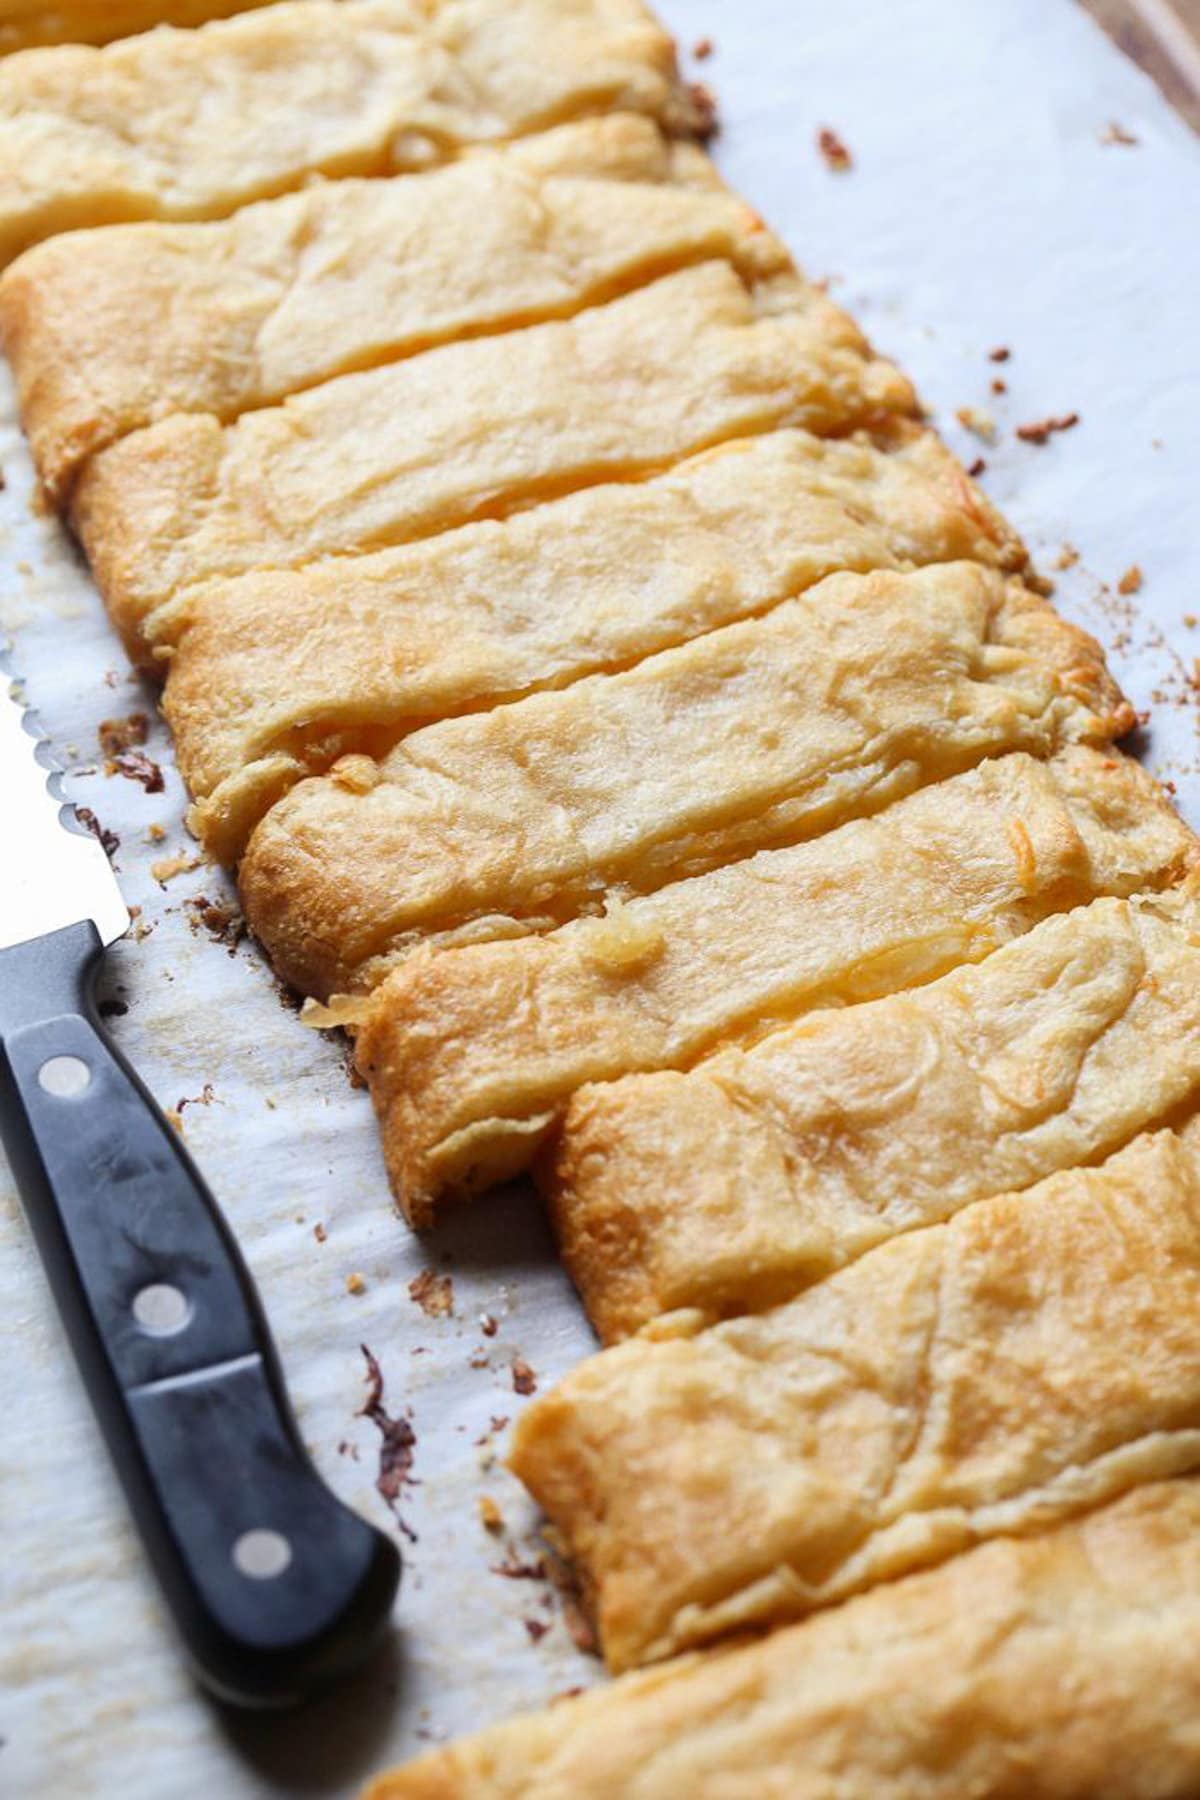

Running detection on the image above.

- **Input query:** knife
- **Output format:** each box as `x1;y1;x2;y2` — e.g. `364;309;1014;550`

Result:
0;662;401;1707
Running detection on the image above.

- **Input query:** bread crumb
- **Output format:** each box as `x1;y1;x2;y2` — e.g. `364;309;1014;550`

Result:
692;35;713;58
409;1269;454;1318
1016;412;1079;445
1101;120;1138;146
346;1272;367;1296
479;1495;504;1533
1054;544;1080;571
150;852;201;884
988;346;1011;363
511;1358;537;1396
816;126;852;172
577;900;664;974
98;713;147;755
1117;564;1143;595
146;822;167;843
313;1222;327;1244
955;405;996;443
330;753;380;794
966;456;987;479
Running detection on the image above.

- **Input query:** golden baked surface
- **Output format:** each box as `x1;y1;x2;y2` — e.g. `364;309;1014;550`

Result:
0;115;768;498
366;1476;1200;1799
550;882;1200;1340
356;749;1192;1226
238;565;1130;999
163;423;1019;861
515;1126;1200;1669
0;1;278;53
0;0;696;265
70;261;912;644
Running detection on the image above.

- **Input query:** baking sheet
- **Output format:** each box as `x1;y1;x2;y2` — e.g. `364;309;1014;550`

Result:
1;1;1198;1792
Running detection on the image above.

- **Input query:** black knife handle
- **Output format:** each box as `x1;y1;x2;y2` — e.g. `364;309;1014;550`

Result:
0;920;400;1708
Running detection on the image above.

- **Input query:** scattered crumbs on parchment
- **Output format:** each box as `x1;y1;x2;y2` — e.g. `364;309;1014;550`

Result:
106;748;164;793
184;893;246;952
816;126;852;172
479;1495;504;1534
98;713;147;756
955;405;996;443
150;852;201;885
313;1222;327;1244
1054;543;1080;571
511;1358;538;1396
359;1345;418;1542
346;1272;367;1296
75;807;119;859
176;1083;218;1115
966;456;987;479
691;34;713;59
1117;564;1144;596
1101;120;1139;147
1016;411;1079;445
409;1269;454;1318
988;345;1011;363
480;1313;498;1337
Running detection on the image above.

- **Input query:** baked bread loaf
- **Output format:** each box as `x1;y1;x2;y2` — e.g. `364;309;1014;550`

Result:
161;423;1020;861
550;881;1200;1341
70;261;913;645
0;115;767;498
0;1;280;53
514;1125;1200;1668
238;565;1132;998
355;748;1193;1226
0;0;700;264
366;1475;1200;1799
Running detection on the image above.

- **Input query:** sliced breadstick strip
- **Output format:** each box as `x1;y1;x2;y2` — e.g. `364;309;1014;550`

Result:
163;424;1022;862
238;564;1131;1001
1;116;775;499
70;260;914;646
366;1476;1200;1800
354;748;1193;1227
550;882;1200;1342
515;1124;1200;1671
0;0;702;266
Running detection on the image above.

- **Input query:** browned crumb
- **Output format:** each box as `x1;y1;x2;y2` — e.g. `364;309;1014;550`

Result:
990;377;1007;395
409;1268;454;1318
98;712;147;756
470;1347;491;1370
76;807;119;858
184;893;246;951
492;1551;547;1581
479;1495;504;1533
1016;412;1079;445
816;126;853;172
176;1083;217;1114
988;346;1011;363
966;456;987;479
524;1617;550;1644
105;748;163;793
955;405;996;443
511;1358;538;1396
1101;120;1138;146
691;34;713;59
1117;564;1144;596
1184;614;1197;629
1054;543;1080;571
146;822;167;843
150;852;201;884
313;1222;327;1244
359;1345;418;1541
480;1313;498;1337
346;1272;367;1296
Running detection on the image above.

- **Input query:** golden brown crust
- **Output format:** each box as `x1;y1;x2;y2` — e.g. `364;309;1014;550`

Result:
69;261;913;649
1;115;785;499
549;882;1200;1341
0;2;278;53
238;564;1131;1004
366;1476;1200;1799
355;748;1193;1226
161;423;1023;861
0;0;699;266
514;1126;1200;1670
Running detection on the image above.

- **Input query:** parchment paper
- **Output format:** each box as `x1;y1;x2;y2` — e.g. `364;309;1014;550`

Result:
1;2;1198;1793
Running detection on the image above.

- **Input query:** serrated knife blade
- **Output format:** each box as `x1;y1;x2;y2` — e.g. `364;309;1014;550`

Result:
0;650;399;1706
0;661;129;952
